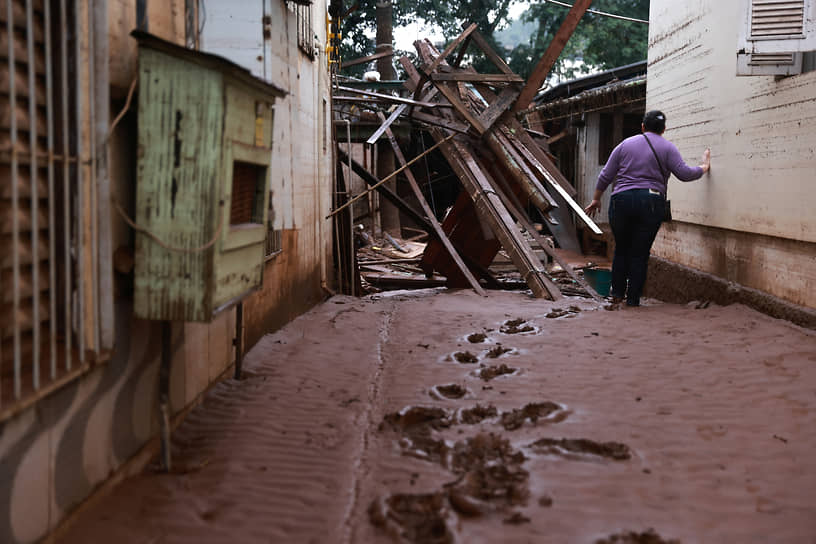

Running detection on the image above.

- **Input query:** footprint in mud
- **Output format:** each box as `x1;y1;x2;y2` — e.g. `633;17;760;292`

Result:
500;402;568;430
546;305;582;319
485;345;513;359
382;407;453;464
430;384;468;400
458;404;498;424
454;351;479;364
369;492;454;544
500;318;535;334
467;332;487;344
477;363;518;381
595;528;680;544
528;437;631;461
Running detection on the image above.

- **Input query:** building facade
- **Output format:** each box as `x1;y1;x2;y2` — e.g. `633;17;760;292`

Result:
0;1;333;542
647;0;816;309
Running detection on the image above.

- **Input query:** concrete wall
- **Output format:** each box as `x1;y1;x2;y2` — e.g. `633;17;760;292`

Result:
201;0;333;347
648;0;816;309
1;1;333;542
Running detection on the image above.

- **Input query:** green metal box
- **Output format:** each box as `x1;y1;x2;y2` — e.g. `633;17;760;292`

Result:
132;32;286;322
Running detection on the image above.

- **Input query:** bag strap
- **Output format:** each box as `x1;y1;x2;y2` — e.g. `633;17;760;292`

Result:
642;133;668;196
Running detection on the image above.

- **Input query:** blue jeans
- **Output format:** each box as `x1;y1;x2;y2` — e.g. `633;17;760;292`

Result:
608;189;665;306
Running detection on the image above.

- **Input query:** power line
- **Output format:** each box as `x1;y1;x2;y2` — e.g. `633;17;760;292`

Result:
542;0;649;24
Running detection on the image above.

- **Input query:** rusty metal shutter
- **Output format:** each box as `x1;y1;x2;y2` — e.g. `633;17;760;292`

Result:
750;0;806;38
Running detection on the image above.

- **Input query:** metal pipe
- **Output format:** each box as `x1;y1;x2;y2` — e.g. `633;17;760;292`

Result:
345;119;354;297
233;302;243;379
159;321;172;472
60;0;71;371
75;0;85;364
26;0;40;390
8;0;22;399
94;0;112;352
45;0;57;380
87;0;99;356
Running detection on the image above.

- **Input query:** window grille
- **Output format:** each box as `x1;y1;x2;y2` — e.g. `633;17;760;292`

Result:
296;3;315;59
265;228;282;257
1;0;108;419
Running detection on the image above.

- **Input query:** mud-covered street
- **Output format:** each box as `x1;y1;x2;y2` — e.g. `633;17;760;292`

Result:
59;290;816;543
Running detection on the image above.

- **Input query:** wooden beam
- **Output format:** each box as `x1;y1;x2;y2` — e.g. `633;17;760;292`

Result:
338;148;502;288
336;86;439;108
378;113;486;296
411;23;478;102
512;0;592;112
467;29;516;75
410;111;470;134
431;73;524;83
477;86;520;132
490;172;602;302
366;104;407;144
342;49;394;69
429;128;558;299
432;82;486;134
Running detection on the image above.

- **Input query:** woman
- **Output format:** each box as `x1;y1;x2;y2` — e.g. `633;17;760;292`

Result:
584;110;711;307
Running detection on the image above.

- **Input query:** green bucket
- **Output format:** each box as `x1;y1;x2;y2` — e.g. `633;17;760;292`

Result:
583;268;612;297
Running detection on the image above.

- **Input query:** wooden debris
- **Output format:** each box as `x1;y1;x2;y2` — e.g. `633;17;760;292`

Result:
332;17;601;299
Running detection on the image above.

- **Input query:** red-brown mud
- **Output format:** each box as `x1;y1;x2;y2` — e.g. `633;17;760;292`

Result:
58;290;816;544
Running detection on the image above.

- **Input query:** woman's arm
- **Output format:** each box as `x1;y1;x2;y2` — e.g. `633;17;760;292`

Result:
669;146;711;181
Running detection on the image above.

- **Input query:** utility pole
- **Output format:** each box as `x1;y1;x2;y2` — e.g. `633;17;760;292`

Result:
375;1;401;236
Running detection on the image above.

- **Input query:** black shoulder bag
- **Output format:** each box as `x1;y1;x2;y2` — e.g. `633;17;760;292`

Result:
642;134;672;222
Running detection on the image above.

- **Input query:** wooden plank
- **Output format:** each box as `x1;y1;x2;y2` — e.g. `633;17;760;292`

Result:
489;173;602;302
432;82;486;133
411;111;470;134
342;49;394;69
411;23;478;103
468;30;516;75
421;23;477;84
486;128;558;212
429;128;557;299
339;148;501;288
378;113;486;296
336;86;439;108
505;120;578;197
366;104;407;144
478;86;520;132
503;126;602;236
479;164;564;300
513;0;592;112
431;72;524;83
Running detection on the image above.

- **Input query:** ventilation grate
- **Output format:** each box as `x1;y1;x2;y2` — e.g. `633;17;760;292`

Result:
750;0;806;38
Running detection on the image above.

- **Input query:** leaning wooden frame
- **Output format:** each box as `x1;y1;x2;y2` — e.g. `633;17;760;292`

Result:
332;9;603;301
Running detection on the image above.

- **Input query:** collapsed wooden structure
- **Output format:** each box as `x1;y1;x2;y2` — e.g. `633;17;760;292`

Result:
333;8;604;301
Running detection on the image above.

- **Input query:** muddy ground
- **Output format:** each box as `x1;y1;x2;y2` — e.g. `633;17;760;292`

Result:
59;289;816;543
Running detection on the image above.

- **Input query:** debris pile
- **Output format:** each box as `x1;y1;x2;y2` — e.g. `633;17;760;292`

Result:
335;23;607;301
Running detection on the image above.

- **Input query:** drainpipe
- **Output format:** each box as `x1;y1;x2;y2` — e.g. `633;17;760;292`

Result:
136;0;148;31
233;302;244;379
159;321;172;472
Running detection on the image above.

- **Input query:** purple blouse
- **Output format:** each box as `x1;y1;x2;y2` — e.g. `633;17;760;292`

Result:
596;132;704;196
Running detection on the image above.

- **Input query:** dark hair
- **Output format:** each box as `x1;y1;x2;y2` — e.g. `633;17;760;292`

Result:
643;110;666;133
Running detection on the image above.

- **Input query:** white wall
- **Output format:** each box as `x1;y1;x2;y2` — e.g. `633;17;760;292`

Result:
648;0;816;243
647;0;816;308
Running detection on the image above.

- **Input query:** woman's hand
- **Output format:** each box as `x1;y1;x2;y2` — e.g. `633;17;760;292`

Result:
584;199;601;217
701;148;711;173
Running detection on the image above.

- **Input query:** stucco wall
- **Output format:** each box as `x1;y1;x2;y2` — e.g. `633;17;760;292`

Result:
648;0;816;308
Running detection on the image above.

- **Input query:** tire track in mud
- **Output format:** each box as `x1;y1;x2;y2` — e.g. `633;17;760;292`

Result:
341;301;397;544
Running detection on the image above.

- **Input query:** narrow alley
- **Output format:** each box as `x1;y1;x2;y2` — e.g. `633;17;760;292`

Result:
57;290;816;543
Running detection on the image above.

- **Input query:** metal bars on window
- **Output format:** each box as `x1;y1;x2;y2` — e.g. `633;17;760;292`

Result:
296;3;314;59
0;0;92;417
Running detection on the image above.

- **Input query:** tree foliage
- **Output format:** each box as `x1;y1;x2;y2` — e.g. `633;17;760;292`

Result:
339;1;649;81
509;0;649;81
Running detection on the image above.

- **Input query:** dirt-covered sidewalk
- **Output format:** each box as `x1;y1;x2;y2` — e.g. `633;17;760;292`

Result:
59;289;816;543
